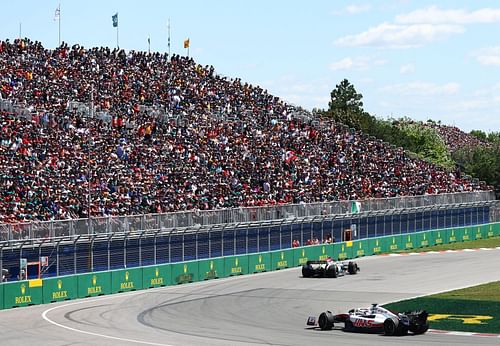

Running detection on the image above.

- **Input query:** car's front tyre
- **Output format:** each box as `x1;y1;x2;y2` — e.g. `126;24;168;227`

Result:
318;311;335;330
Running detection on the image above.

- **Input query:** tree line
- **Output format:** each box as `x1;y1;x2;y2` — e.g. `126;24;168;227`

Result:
315;79;500;194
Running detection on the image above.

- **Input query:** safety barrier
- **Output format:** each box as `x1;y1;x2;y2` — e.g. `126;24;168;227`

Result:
1;222;499;310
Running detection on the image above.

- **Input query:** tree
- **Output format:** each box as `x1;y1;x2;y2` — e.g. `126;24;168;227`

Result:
324;79;367;129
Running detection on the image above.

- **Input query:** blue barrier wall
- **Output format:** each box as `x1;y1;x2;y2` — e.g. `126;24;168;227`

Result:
1;205;490;279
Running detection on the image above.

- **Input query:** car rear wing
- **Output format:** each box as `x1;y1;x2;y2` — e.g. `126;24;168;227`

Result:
305;260;328;265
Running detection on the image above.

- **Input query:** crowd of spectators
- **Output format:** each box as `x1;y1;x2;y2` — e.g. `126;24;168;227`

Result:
0;38;490;223
423;121;489;152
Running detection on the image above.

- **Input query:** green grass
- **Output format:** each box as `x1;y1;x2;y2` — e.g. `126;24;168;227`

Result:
431;281;500;302
396;236;500;253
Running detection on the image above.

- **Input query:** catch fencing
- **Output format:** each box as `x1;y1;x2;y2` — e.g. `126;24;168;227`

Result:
0;202;494;281
0;191;495;242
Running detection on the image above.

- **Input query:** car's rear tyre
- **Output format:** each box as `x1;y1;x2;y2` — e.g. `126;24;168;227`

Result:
383;317;398;336
325;265;337;278
302;265;313;278
318;311;335;330
348;261;358;275
410;321;429;335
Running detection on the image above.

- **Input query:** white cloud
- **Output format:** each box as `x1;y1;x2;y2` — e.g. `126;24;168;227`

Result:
335;22;464;48
329;56;386;71
396;6;500;24
381;82;460;96
345;4;371;14
400;63;415;74
473;46;500;66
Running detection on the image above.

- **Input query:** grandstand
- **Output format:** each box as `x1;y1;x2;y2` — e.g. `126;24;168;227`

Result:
0;38;491;225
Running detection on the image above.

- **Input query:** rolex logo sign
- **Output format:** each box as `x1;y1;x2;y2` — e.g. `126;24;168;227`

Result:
88;275;103;295
231;257;242;275
52;279;69;300
177;263;193;284
255;255;265;271
120;271;134;290
15;283;32;305
205;260;217;280
277;251;288;268
150;267;164;286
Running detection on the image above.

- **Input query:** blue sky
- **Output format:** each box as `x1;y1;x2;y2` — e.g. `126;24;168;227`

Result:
2;1;500;132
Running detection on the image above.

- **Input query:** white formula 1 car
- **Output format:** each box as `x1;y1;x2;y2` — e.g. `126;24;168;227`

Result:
307;304;429;336
301;258;359;278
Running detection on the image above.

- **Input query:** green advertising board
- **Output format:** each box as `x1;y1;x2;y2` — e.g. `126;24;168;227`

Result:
77;271;112;298
415;231;433;248
494;222;500;237
43;276;77;303
386;235;403;253
3;280;43;308
403;233;417;251
487;223;498;238
248;252;271;273
434;229;447;246
368;237;385;255
333;241;352;260
198;258;225;281
270;249;294;270
142;265;171;288
111;268;143;293
224;255;249;276
352;239;371;258
171;261;198;285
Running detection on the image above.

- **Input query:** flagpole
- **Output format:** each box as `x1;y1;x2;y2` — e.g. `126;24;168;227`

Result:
116;24;119;49
19;22;22;39
148;36;150;54
167;18;171;57
58;3;61;47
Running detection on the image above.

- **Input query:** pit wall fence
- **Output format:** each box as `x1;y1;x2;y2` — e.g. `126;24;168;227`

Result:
1;222;499;310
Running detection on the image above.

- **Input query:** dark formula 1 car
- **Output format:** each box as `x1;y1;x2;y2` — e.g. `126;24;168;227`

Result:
302;258;359;278
307;304;429;336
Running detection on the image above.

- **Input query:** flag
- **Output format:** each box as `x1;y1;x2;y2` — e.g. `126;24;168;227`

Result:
112;13;118;27
54;5;60;21
351;201;361;214
183;38;190;49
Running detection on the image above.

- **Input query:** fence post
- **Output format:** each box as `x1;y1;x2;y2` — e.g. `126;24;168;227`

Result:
90;235;95;272
139;231;145;266
107;233;113;270
124;232;129;268
73;236;80;274
153;230;159;265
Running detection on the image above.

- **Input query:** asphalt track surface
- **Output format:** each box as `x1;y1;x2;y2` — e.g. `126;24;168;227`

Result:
1;249;500;346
